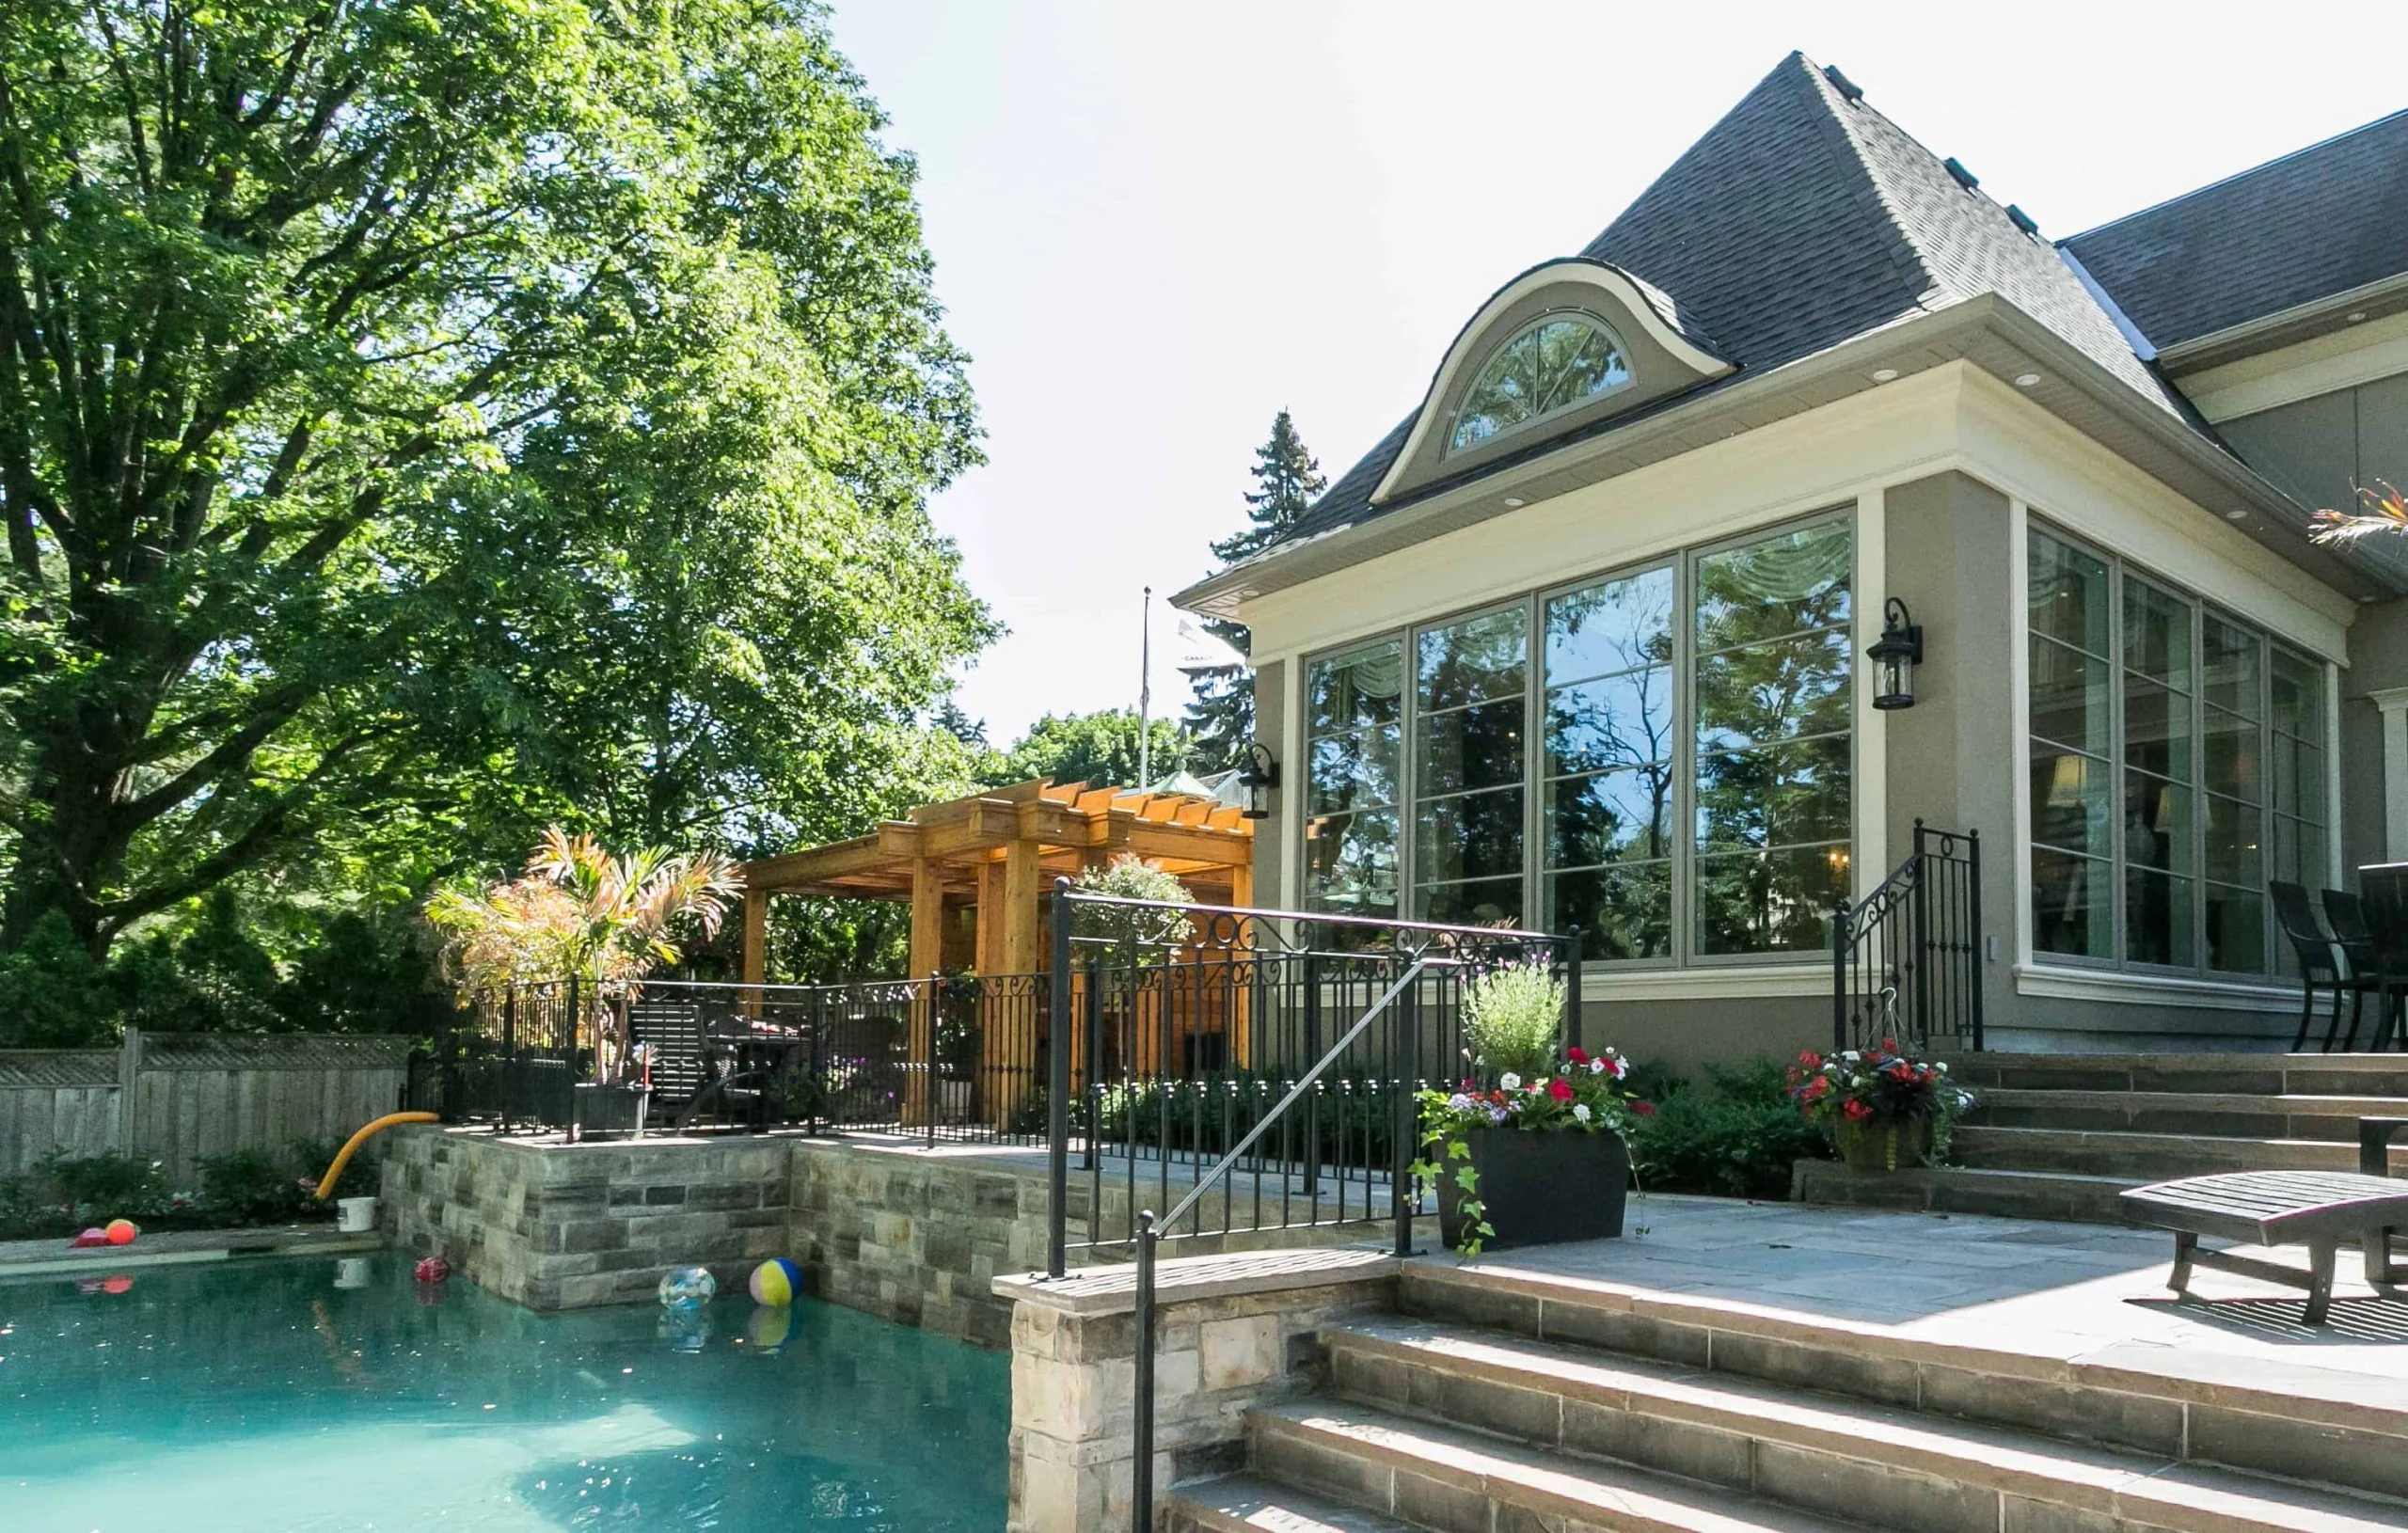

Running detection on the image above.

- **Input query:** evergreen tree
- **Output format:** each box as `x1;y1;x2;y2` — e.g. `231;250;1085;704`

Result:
1184;411;1325;766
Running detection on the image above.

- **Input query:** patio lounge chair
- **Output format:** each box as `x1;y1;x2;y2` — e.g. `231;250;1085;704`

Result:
2271;882;2374;1051
2121;1171;2408;1325
2324;890;2407;1051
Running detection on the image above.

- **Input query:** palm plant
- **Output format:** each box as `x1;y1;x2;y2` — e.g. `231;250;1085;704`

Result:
427;828;741;998
2309;482;2408;544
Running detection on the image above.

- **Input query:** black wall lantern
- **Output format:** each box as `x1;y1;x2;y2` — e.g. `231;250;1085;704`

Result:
1867;597;1924;710
1236;741;1278;820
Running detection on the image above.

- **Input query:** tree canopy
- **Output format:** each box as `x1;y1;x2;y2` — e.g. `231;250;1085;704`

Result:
1184;410;1322;766
0;0;991;984
997;709;1195;792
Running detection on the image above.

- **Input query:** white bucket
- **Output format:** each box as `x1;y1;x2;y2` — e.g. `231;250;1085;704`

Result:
337;1195;379;1233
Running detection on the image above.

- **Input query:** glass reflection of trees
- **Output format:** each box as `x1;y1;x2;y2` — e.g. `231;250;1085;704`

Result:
1303;639;1404;920
1543;567;1675;958
1413;607;1528;925
1690;521;1854;956
1449;315;1632;454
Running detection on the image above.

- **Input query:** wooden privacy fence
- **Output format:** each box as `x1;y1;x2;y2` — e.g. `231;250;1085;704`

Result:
0;1030;410;1184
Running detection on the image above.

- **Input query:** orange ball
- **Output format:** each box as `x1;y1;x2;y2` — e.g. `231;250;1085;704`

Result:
103;1218;137;1245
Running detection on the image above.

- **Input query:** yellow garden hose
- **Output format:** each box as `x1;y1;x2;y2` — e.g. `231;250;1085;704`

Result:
314;1112;438;1200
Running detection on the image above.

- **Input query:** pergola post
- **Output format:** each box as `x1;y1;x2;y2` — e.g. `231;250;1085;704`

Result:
740;886;768;1017
990;832;1042;1128
905;858;943;1127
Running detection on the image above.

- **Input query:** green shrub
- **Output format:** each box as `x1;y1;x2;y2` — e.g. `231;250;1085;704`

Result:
1627;1058;1831;1201
40;1149;172;1221
197;1144;328;1226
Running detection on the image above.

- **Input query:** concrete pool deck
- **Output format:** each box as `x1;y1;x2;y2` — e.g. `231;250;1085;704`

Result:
0;1223;381;1283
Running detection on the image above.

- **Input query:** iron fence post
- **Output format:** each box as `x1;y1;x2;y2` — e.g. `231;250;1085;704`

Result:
1048;877;1073;1279
927;972;940;1150
1393;958;1421;1257
1909;819;1932;1049
1561;932;1584;1051
1967;828;1986;1051
1131;1212;1158;1529
1830;900;1851;1053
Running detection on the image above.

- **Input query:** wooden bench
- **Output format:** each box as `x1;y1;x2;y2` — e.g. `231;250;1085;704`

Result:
2363;1115;2408;1177
2119;1170;2408;1325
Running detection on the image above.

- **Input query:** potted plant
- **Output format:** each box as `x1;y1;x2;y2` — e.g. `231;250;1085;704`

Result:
1413;963;1643;1256
1784;1039;1974;1171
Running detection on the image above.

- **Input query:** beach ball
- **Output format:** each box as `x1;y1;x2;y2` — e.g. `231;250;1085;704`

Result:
748;1257;800;1306
413;1256;451;1285
657;1265;716;1310
103;1218;138;1245
746;1304;794;1355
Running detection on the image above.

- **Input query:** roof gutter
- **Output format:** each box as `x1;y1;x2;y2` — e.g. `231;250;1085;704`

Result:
2154;269;2408;371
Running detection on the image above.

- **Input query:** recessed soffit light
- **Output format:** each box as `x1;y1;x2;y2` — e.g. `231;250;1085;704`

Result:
1502;496;1526;508
1871;368;1899;383
2347;311;2368;322
2013;372;2042;387
2225;510;2248;521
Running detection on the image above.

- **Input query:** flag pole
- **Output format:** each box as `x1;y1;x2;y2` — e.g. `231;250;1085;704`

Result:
1137;585;1152;788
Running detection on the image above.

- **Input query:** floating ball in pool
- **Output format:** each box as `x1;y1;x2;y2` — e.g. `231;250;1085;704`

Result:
748;1257;800;1306
657;1265;716;1310
413;1256;451;1285
104;1218;138;1245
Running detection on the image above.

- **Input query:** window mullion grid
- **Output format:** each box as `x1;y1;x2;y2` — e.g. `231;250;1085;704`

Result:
2108;567;2128;973
2258;638;2275;972
1672;554;1695;970
1525;598;1543;947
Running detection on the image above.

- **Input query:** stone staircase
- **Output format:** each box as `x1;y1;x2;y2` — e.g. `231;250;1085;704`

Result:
1795;1051;2408;1223
1158;1261;2408;1533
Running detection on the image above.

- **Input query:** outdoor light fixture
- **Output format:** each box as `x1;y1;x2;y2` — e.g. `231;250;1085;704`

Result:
1237;741;1278;820
1867;597;1924;710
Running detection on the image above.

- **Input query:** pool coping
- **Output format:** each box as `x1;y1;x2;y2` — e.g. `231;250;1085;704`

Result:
0;1225;383;1283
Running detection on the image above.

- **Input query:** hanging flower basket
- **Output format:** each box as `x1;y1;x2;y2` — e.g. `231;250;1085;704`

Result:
1786;1040;1972;1173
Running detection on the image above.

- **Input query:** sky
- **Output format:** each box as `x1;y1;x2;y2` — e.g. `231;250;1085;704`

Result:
827;0;2406;751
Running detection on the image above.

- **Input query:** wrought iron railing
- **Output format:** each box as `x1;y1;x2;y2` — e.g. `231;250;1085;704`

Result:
1037;884;1576;1530
1830;820;1984;1052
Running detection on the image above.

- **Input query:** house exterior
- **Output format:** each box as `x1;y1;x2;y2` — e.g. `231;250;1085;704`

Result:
1175;54;2408;1067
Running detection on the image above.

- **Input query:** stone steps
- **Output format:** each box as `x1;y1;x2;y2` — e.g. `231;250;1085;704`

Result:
1392;1258;2408;1502
1157;1471;1413;1532
1973;1087;2408;1141
1942;1051;2408;1097
1952;1125;2408;1181
1241;1399;1868;1532
1282;1318;2407;1533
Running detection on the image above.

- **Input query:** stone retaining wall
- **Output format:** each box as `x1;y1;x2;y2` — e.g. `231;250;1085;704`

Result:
788;1141;1052;1349
994;1249;1398;1533
381;1127;791;1308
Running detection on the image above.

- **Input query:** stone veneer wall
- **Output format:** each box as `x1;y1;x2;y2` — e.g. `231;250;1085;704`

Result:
994;1249;1398;1533
380;1127;1062;1347
786;1140;1054;1350
382;1127;793;1309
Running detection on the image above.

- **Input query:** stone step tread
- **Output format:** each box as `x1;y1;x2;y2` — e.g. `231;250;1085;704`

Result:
1954;1126;2407;1168
1161;1472;1418;1532
1947;1051;2408;1071
1324;1319;2405;1530
1978;1089;2408;1114
1252;1399;1864;1533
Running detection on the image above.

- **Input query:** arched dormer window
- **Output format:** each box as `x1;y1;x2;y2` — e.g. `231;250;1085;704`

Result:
1447;314;1632;455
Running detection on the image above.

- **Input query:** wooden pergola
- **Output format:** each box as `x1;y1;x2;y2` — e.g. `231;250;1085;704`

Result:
737;777;1255;987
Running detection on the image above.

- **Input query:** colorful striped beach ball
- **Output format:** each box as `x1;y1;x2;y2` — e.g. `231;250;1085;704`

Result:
748;1257;801;1306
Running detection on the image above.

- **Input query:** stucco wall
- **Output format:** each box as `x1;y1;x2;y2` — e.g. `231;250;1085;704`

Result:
2343;594;2408;877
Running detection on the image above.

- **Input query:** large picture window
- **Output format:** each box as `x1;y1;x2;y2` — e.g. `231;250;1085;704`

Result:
2026;526;2327;977
1301;514;1853;964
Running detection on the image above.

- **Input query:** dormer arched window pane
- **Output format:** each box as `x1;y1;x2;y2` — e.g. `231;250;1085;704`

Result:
1448;315;1632;455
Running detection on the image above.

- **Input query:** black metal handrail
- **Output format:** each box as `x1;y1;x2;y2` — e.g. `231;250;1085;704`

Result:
1831;820;1983;1052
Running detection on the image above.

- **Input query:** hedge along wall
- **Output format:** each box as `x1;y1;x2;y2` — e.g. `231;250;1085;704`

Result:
0;1030;409;1184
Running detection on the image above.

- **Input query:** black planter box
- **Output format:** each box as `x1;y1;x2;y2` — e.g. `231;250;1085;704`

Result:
1437;1129;1629;1251
572;1083;651;1141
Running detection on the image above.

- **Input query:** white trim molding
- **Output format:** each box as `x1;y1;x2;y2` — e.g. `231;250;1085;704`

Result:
1579;965;1829;1002
2373;685;2408;862
2015;964;2299;1015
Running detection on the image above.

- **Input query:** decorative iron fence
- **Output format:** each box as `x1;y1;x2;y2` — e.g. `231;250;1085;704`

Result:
1830;820;1984;1053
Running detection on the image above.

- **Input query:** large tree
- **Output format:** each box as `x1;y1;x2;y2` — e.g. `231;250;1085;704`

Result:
1184;409;1323;767
998;709;1194;792
0;0;989;957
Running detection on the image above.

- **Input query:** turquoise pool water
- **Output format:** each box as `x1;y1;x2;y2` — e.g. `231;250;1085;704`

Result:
0;1255;1008;1531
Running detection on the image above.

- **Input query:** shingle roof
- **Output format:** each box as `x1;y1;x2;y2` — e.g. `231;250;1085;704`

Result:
2061;110;2408;351
1282;52;2183;546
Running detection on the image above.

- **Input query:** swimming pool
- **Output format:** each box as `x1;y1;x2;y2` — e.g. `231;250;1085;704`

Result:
0;1254;1008;1531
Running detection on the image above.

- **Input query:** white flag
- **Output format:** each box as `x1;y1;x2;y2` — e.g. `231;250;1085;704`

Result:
1172;614;1247;674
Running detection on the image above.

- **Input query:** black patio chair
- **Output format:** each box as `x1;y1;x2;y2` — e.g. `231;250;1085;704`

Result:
2273;881;2355;1051
2326;889;2408;1052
